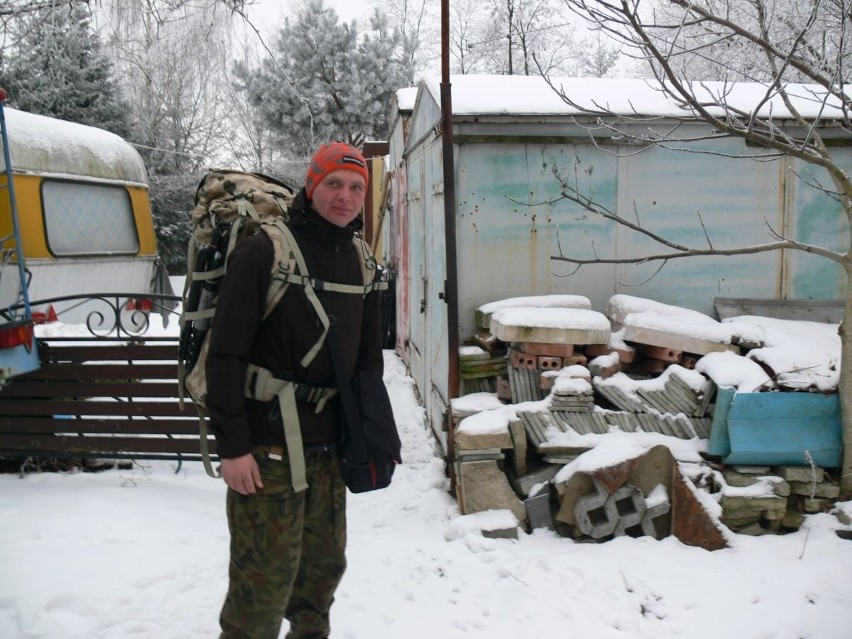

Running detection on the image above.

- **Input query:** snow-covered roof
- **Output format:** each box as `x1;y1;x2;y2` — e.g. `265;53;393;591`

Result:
420;75;849;120
395;87;418;113
1;107;147;184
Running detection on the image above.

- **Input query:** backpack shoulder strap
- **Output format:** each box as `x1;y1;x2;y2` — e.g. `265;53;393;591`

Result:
260;219;330;369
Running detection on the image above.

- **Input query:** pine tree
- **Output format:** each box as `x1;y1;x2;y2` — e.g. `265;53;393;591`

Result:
242;0;412;159
0;5;131;137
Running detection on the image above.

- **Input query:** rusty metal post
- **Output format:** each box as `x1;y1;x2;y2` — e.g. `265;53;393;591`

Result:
441;0;460;486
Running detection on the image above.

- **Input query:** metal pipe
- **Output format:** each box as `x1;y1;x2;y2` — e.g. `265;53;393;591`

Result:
441;0;460;480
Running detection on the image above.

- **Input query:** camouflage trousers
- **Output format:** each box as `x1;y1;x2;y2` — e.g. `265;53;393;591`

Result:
219;446;347;639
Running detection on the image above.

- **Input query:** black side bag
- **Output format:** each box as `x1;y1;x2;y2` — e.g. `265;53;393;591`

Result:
338;370;402;493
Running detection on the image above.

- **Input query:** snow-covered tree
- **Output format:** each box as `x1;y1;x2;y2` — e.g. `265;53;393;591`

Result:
0;4;131;137
240;0;412;159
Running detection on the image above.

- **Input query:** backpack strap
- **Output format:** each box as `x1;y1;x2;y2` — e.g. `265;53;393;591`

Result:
244;363;338;492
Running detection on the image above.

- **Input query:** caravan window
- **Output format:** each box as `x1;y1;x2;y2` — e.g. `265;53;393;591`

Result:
41;180;139;256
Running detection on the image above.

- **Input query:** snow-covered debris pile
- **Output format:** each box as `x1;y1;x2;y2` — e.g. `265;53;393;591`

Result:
451;292;843;542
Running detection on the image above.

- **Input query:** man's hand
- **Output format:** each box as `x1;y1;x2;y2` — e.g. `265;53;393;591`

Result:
221;453;264;495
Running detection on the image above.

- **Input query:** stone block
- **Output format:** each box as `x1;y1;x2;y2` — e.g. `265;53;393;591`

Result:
801;498;832;513
509;463;561;497
722;469;760;488
731;465;772;474
455;427;513;451
721;494;788;513
776;466;825;483
456;460;527;523
782;510;806;530
761;507;787;521
791;482;841;499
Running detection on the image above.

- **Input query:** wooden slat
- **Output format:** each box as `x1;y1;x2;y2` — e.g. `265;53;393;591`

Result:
38;343;179;362
0;417;200;435
0;381;182;399
0;433;216;455
0;399;191;417
11;363;178;381
0;339;214;462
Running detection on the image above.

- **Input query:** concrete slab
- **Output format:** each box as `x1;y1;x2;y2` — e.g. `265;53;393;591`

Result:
476;294;592;329
491;307;611;345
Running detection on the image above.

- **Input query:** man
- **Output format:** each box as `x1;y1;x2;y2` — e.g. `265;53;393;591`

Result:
206;143;391;639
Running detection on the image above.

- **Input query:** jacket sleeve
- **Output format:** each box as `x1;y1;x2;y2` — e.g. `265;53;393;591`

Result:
204;234;273;458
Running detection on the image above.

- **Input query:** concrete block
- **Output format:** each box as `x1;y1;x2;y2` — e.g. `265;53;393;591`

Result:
721;494;788;513
776;466;825;483
525;487;554;530
623;323;737;356
491;307;611;345
455;427;513;451
456;460;527;523
781;510;806;530
791;482;841;499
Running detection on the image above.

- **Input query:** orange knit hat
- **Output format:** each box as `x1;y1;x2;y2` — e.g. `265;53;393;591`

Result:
304;142;369;200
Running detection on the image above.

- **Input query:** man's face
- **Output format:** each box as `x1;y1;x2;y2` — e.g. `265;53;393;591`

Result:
311;169;367;227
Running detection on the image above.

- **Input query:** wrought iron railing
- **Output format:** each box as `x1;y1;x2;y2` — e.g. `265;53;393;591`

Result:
8;292;183;341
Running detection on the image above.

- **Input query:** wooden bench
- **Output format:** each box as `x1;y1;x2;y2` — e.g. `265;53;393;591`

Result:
0;339;215;467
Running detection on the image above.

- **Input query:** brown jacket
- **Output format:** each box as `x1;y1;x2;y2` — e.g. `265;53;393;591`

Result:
205;193;384;459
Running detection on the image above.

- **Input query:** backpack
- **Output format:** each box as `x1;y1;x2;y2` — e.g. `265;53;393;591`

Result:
178;168;386;484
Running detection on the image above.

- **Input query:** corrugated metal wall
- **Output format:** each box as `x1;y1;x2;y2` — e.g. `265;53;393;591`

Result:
391;101;850;438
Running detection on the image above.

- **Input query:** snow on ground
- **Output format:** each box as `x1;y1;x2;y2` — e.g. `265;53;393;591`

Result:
1;348;852;638
2;288;852;638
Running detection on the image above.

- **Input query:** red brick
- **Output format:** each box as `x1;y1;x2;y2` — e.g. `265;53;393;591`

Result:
614;346;636;363
519;342;575;357
537;356;563;371
508;347;538;369
681;354;700;369
633;357;671;375
584;344;612;358
637;343;682;362
562;354;588;366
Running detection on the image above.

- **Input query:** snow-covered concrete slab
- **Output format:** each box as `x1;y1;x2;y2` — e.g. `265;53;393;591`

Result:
490;307;611;345
476;294;592;330
607;294;740;355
